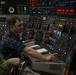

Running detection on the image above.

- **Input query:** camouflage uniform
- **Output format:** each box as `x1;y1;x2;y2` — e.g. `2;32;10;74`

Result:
0;53;14;75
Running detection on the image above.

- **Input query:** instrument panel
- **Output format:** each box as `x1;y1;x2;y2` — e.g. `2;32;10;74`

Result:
0;0;76;75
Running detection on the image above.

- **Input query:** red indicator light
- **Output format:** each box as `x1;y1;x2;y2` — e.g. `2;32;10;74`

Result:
57;8;75;13
62;9;65;12
34;2;38;6
57;9;65;13
65;9;69;13
70;9;75;13
29;0;38;6
57;9;62;12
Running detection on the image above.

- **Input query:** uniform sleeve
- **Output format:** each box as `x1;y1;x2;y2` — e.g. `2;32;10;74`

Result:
0;54;14;73
0;60;15;75
0;60;13;69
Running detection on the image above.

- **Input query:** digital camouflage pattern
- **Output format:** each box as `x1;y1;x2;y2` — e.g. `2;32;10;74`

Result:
0;31;25;59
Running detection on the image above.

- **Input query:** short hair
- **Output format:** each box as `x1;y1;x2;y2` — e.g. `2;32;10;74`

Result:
6;16;21;26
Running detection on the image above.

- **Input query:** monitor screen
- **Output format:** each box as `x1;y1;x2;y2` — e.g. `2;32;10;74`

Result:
53;29;57;34
57;31;61;36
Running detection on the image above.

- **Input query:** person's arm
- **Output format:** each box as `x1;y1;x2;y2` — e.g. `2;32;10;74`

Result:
0;58;21;71
23;47;57;61
7;58;21;66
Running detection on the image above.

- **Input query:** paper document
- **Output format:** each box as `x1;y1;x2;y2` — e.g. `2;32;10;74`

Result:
36;48;48;54
28;45;40;48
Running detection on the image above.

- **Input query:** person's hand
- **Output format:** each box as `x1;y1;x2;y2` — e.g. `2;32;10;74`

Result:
8;58;21;66
46;53;58;61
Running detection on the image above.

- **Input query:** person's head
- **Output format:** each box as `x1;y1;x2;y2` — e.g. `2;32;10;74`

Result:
7;16;23;35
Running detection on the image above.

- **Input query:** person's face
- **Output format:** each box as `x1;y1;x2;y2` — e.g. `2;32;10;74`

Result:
12;19;23;34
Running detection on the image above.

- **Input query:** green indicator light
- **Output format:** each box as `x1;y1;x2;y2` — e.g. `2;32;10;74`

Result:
24;7;26;10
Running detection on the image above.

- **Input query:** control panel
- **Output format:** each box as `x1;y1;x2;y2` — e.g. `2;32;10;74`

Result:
0;17;7;40
25;15;55;42
0;0;76;75
25;15;76;62
23;15;76;74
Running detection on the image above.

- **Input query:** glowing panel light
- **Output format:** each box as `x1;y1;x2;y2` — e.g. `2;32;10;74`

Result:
59;24;62;27
57;9;62;12
65;9;69;13
29;0;38;6
70;9;75;13
57;8;75;13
